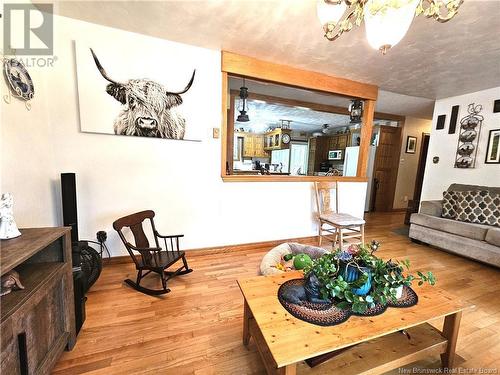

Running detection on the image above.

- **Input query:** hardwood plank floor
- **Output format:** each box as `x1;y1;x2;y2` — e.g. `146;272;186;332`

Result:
53;212;500;374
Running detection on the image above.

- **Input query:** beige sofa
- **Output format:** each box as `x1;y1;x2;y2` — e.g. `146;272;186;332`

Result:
409;184;500;267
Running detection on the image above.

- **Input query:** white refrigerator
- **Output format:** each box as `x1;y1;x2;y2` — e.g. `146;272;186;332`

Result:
343;146;377;211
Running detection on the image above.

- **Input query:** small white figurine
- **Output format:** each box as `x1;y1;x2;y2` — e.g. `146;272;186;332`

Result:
0;193;21;240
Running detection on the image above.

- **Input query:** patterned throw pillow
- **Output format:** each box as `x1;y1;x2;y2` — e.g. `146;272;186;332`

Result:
455;191;500;227
482;192;500;227
442;190;462;219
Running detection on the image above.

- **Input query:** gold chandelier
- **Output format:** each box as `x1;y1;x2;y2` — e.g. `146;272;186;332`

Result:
317;0;463;54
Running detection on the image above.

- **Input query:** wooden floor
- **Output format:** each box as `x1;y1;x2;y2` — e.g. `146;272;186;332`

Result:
53;212;500;374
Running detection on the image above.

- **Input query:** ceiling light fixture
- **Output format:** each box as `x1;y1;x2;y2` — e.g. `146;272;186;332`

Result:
317;0;463;54
237;78;250;122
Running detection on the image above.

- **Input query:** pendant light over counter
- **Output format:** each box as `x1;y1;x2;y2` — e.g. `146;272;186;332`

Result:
237;78;250;122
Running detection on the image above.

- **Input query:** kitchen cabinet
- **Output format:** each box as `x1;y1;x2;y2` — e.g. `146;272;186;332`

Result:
252;136;268;158
327;133;350;150
308;132;351;174
240;132;268;158
263;129;291;151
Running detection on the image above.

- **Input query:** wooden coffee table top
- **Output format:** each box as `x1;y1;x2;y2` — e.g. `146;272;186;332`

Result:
237;271;473;368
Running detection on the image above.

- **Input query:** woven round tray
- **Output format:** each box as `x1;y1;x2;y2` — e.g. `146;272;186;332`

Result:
277;278;418;326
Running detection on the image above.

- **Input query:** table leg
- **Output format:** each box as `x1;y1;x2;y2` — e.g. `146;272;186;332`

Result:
277;364;296;375
243;300;251;347
441;311;462;369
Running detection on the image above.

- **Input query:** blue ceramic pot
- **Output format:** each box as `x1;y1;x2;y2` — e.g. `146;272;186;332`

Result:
343;264;372;296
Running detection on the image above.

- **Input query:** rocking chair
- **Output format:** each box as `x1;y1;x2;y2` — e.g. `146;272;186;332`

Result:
113;210;192;295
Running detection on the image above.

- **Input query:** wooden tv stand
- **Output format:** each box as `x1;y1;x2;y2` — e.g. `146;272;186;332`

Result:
1;227;76;374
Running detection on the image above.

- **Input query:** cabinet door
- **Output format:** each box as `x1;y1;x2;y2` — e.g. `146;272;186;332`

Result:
338;135;348;149
242;135;254;157
13;275;67;374
253;136;265;157
1;320;21;375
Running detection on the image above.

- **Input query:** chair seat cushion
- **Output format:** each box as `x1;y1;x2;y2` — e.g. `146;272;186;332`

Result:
410;213;490;241
139;250;185;268
320;213;365;226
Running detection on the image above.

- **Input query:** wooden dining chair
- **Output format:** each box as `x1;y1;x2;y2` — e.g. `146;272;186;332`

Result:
314;182;365;249
113;210;192;295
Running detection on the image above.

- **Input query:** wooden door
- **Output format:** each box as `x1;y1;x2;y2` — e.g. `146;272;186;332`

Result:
372;126;402;211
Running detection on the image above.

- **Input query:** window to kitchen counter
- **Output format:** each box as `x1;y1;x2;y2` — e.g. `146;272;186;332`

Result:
220;52;403;182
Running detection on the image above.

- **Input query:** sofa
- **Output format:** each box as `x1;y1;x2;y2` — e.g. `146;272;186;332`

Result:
409;184;500;267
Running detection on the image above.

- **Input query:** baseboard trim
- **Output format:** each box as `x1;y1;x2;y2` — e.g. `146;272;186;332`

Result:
104;235;319;265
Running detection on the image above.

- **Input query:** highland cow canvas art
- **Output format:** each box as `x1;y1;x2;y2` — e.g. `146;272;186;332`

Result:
75;38;211;141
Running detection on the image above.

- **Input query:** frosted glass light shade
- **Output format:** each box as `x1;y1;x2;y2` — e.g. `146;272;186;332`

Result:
364;0;419;53
317;0;347;26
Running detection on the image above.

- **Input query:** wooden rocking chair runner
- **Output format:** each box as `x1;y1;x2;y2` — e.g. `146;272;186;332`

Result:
314;182;365;249
113;210;192;295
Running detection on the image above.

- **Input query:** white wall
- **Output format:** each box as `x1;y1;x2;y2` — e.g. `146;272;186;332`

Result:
1;15;367;256
393;117;432;209
420;87;500;201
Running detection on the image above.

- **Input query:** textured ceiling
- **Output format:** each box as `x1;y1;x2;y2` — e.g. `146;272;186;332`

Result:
51;0;500;114
236;99;352;133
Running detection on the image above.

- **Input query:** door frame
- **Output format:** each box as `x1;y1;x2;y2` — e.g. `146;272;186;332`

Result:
413;132;431;202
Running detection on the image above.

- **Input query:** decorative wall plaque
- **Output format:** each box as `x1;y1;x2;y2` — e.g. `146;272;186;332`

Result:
454;103;483;169
448;105;460;134
436;114;446;130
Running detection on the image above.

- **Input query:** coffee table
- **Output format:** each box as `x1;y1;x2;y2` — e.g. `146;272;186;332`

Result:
237;271;473;375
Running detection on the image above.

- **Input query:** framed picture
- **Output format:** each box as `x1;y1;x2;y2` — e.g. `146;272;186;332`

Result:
406;136;417;154
485;129;500;164
74;40;213;142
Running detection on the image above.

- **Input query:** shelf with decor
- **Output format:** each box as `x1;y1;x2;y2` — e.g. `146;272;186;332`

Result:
263;128;291;151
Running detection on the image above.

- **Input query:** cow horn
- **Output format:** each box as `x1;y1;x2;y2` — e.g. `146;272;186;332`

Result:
167;70;196;95
90;48;122;85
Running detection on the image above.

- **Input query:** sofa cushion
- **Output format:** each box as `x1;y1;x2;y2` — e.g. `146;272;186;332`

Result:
420;200;443;217
455;190;500;227
485;228;500;247
410;213;490;241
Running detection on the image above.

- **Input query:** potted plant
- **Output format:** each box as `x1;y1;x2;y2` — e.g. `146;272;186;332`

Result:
304;241;436;313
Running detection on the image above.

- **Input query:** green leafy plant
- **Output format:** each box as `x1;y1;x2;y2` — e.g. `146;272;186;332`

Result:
304;241;436;313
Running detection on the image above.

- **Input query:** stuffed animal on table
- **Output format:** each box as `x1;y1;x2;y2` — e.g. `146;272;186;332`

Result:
1;270;25;296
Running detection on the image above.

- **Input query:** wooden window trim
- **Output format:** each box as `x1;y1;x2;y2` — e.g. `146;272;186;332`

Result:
221;51;382;183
